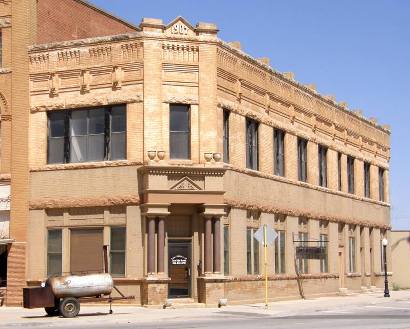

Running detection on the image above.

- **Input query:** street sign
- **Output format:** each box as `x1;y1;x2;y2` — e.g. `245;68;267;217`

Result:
254;225;277;246
296;246;326;259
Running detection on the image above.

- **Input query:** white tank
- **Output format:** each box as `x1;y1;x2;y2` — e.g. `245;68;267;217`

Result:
48;273;113;298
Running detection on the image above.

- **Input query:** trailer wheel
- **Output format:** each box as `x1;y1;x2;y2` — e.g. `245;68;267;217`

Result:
59;297;80;318
44;306;59;316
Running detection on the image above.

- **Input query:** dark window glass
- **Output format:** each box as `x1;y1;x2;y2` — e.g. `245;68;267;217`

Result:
170;104;190;159
379;168;385;202
48;111;66;164
110;227;126;277
246;118;259;170
275;230;286;274
47;105;127;164
297;138;308;182
223;110;230;163
47;230;62;276
274;129;285;176
318;145;328;187
224;225;229;275
364;162;371;198
347;156;355;194
110;106;126;160
338;153;342;191
320;234;328;273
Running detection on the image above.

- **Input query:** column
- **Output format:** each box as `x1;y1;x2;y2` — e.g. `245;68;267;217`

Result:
147;217;156;274
285;216;299;274
204;216;213;273
157;217;165;274
213;217;221;273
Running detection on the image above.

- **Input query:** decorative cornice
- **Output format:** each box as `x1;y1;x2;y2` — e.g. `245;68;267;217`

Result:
225;197;390;230
30;160;143;172
30;195;140;210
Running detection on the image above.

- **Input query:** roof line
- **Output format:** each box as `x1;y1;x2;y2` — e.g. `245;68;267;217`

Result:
74;0;140;31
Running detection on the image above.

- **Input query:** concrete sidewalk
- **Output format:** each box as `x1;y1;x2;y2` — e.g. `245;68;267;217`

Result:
0;290;409;328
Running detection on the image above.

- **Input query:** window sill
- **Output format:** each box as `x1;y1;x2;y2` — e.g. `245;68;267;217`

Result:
31;160;143;172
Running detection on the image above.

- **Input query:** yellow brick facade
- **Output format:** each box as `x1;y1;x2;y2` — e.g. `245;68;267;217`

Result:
1;10;392;306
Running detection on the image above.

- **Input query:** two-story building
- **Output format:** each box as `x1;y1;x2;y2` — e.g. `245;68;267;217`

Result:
3;0;391;306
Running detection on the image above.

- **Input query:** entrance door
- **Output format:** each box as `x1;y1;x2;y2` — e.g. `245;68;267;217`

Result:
168;240;191;298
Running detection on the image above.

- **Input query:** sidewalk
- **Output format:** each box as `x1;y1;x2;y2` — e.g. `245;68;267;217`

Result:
0;290;409;328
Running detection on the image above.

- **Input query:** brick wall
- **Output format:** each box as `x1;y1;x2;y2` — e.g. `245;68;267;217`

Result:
37;0;137;44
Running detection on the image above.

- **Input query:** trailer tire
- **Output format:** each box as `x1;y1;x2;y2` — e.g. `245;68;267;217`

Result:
59;297;80;318
44;306;59;316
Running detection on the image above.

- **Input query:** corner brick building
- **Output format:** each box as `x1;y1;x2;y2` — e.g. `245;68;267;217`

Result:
1;0;391;306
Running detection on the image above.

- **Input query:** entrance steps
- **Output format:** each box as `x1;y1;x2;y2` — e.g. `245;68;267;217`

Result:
164;298;206;309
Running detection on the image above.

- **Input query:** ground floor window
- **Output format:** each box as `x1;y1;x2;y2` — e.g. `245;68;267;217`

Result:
224;225;229;275
349;236;356;273
110;227;126;277
297;232;309;274
274;230;286;274
47;229;62;276
247;228;260;275
319;234;328;273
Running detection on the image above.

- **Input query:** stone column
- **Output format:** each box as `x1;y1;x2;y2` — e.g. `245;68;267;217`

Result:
204;216;213;274
147;216;156;274
213;217;221;273
157;216;165;274
285;216;299;274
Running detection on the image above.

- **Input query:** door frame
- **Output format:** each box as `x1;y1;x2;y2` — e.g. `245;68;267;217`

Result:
167;238;192;298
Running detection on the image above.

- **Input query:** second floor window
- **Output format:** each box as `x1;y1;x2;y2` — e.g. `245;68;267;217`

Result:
274;129;285;176
338;152;342;191
297;138;308;182
223;110;230;163
379;168;385;202
364;162;371;198
318;145;328;187
347;156;355;194
48;105;126;164
170;104;190;159
246;118;259;170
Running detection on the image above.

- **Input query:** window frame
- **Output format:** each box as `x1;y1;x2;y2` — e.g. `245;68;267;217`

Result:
169;104;191;160
246;118;259;170
223;110;230;163
297;138;308;182
318;145;328;187
47;105;127;164
47;229;62;277
364;162;371;198
274;129;285;177
347;156;355;194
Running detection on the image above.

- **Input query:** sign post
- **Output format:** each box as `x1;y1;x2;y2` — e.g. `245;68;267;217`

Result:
254;224;277;308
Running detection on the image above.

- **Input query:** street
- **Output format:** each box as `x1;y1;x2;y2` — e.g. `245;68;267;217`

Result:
1;290;410;329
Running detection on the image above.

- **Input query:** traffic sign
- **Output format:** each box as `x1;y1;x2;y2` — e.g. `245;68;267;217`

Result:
254;225;277;246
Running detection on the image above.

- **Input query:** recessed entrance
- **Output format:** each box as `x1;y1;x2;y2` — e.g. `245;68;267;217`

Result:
168;240;191;298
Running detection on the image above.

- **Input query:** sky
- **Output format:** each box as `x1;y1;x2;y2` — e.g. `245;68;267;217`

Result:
90;0;410;229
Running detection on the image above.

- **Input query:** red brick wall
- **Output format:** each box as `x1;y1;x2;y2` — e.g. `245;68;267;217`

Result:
37;0;137;44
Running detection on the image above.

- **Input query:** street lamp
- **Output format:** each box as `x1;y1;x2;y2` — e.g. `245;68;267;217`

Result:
382;238;390;297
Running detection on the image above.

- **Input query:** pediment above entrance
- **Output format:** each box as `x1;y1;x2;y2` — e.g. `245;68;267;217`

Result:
170;176;202;191
140;166;226;204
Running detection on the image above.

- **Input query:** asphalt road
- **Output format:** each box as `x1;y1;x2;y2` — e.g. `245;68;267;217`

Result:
2;293;410;329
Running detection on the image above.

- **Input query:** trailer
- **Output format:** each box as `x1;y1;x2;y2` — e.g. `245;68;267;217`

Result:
22;247;134;318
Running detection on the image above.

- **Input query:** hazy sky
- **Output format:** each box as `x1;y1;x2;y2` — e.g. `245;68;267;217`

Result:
90;0;410;229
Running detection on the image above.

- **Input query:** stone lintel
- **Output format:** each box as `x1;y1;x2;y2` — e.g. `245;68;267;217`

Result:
141;203;170;218
199;204;226;218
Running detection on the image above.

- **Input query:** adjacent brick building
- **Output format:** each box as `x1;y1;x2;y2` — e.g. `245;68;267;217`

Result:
2;0;391;306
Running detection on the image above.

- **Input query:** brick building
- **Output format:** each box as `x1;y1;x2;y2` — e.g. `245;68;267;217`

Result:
2;0;391;306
